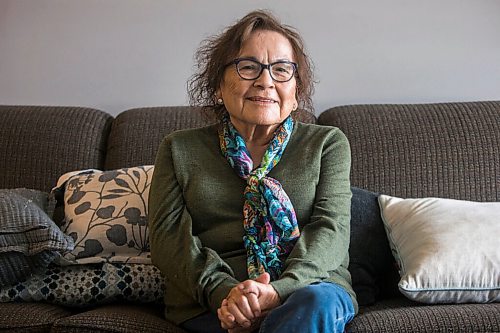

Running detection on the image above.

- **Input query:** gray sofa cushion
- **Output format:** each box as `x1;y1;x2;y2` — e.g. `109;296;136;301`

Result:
0;105;113;193
347;298;500;333
51;304;187;333
0;251;59;288
104;107;211;170
0;189;74;287
0;302;71;332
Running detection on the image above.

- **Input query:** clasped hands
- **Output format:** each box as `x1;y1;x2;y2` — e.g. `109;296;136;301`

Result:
217;272;281;333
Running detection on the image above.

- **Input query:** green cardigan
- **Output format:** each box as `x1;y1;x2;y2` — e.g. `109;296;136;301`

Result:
148;122;358;325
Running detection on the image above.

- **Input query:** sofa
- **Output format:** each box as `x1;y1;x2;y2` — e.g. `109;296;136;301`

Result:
0;101;499;333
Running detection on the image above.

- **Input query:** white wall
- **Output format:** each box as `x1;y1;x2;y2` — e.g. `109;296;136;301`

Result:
1;0;499;116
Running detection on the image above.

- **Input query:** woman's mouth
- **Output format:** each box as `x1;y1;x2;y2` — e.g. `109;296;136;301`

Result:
247;97;277;103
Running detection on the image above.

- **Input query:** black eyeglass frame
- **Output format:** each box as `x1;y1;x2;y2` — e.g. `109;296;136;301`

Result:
226;57;298;83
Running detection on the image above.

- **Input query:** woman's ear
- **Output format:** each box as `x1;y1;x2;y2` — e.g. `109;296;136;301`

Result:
293;89;299;111
214;90;224;105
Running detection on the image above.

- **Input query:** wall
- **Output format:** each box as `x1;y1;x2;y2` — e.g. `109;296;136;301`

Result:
1;0;499;115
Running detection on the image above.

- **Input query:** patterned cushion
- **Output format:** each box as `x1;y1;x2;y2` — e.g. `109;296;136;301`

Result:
0;263;164;307
0;189;74;287
54;166;154;265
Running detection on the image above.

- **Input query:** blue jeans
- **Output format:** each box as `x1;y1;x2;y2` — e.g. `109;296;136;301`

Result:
181;282;355;333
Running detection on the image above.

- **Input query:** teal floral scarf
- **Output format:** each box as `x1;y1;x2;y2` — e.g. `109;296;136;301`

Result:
219;115;300;280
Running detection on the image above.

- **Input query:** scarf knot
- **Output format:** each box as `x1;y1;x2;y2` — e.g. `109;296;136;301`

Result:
246;174;260;188
219;116;300;280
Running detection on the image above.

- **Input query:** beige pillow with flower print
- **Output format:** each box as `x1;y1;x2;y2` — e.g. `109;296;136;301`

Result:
54;166;154;265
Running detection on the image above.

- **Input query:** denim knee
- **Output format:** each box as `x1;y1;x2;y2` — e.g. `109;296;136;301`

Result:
289;283;324;307
260;282;355;333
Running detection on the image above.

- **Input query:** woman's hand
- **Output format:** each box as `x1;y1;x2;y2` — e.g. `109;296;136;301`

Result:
218;289;259;329
238;272;281;313
219;298;263;333
217;273;281;330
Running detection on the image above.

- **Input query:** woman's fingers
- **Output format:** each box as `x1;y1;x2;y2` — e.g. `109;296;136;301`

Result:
221;279;271;330
237;281;266;316
226;296;253;327
218;299;237;329
228;285;260;321
244;291;261;317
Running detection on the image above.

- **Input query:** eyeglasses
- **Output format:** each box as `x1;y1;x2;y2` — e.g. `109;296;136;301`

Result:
227;58;298;83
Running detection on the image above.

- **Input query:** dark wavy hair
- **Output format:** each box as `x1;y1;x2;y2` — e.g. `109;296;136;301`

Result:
187;10;315;121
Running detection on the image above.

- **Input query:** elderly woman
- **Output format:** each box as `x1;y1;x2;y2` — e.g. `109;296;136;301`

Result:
149;10;357;333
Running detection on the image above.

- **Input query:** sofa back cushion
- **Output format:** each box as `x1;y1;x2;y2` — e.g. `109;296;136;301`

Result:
104;107;211;169
318;101;500;201
0;105;112;192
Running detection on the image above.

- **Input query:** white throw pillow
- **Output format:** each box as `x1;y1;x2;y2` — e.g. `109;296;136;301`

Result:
378;195;500;303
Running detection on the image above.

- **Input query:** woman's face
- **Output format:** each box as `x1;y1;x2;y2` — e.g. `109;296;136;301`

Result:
218;30;298;128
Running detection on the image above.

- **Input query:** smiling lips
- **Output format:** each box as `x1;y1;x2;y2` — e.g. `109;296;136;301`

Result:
247;96;278;103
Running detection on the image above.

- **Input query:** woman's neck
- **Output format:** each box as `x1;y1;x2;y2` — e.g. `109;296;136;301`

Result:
229;117;279;167
234;123;277;146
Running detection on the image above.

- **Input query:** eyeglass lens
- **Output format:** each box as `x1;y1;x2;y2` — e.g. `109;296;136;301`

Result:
236;59;295;82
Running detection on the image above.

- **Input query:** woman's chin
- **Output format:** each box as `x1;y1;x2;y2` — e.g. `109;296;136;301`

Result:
244;115;284;127
240;107;290;126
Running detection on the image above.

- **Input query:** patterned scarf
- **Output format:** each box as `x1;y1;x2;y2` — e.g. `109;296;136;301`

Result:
219;115;300;280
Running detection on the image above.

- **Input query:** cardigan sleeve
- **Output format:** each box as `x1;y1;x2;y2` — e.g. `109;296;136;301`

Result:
270;128;352;300
148;135;239;315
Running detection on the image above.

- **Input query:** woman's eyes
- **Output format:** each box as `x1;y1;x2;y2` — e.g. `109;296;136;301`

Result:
273;64;292;74
274;66;290;73
240;64;259;71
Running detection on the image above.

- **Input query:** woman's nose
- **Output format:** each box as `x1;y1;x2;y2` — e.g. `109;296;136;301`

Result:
253;68;275;89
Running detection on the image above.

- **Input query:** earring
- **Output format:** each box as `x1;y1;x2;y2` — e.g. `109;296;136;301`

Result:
292;103;298;111
217;98;224;105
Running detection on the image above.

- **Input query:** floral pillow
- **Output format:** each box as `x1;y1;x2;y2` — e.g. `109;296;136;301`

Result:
54;166;154;265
